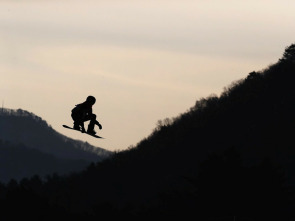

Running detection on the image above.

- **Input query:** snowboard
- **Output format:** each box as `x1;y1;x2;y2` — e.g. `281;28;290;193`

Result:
62;125;104;139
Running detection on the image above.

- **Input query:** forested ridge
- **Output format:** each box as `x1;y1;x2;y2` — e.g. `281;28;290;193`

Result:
1;44;295;220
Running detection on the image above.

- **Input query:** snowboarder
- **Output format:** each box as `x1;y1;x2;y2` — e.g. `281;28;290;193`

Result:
71;96;102;135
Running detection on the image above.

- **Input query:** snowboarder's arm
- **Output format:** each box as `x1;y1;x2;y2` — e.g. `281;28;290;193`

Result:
95;120;102;130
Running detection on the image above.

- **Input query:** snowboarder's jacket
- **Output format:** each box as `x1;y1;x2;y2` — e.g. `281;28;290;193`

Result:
72;102;93;118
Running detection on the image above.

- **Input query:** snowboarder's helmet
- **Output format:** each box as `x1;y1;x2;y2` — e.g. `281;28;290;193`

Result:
86;96;96;105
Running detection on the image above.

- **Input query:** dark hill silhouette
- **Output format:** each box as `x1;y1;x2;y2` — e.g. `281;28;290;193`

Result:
0;109;112;182
0;108;111;161
0;140;91;183
1;44;295;220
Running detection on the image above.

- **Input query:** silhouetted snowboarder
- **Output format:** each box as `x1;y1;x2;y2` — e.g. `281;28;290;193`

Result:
70;96;102;135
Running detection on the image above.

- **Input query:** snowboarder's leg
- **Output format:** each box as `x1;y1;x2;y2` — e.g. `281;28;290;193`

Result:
71;112;86;132
73;122;80;130
87;114;101;135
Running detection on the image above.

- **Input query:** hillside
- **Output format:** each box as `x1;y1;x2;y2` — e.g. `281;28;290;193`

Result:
0;109;112;182
1;44;295;220
0;140;91;183
0;108;111;161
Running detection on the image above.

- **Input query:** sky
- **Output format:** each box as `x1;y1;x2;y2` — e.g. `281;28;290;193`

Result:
1;0;295;151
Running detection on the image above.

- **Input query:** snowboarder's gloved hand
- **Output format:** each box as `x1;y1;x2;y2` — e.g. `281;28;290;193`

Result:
95;121;102;130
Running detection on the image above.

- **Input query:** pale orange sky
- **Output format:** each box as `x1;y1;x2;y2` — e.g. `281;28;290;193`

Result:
1;0;295;151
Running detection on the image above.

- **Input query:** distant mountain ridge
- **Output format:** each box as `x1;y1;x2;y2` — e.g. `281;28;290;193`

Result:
0;108;111;161
0;140;91;183
0;108;112;182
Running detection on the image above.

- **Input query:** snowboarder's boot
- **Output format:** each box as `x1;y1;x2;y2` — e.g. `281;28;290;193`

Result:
74;122;86;132
87;122;97;135
73;122;80;131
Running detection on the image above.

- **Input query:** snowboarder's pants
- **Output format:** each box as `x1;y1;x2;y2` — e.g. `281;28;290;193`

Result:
71;112;97;130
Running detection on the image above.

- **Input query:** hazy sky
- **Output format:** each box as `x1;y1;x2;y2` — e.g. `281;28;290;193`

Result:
1;0;295;151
